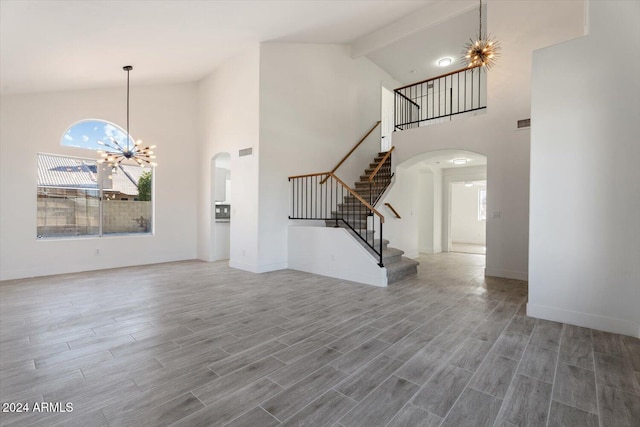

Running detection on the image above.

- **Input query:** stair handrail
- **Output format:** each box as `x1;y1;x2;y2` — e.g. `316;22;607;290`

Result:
288;171;384;224
384;203;401;219
331;173;384;224
319;121;381;184
368;146;395;182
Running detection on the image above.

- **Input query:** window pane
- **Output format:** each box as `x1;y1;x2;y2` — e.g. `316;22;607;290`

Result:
37;154;100;238
478;189;487;221
61;119;131;151
102;164;152;235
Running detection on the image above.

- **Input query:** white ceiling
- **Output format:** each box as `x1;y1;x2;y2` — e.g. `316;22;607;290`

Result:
0;0;438;94
366;6;483;84
400;149;487;170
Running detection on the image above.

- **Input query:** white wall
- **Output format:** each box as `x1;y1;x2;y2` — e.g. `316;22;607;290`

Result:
529;0;640;337
379;165;421;259
0;84;199;280
197;46;261;269
258;43;400;272
417;169;433;253
451;182;486;245
387;0;585;281
288;226;388;287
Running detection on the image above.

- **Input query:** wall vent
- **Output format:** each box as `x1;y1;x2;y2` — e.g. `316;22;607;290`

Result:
517;119;531;129
239;147;253;157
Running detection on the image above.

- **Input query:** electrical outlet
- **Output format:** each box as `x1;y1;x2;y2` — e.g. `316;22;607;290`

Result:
95;249;100;256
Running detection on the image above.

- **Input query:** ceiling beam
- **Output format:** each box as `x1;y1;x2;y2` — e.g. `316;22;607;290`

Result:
350;0;477;58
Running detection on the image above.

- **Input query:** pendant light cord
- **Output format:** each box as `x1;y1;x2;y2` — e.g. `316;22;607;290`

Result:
479;0;483;39
126;67;130;152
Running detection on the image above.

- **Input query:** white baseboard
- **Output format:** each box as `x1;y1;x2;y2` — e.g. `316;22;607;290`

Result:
484;267;528;281
419;249;436;254
404;250;420;259
527;303;640;338
228;260;260;273
255;262;288;273
229;260;287;274
0;255;195;281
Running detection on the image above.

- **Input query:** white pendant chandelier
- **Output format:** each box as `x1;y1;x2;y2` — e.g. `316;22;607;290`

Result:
462;0;501;69
97;66;156;168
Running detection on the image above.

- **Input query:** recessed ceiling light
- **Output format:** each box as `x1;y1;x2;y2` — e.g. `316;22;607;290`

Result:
451;158;469;165
438;57;453;67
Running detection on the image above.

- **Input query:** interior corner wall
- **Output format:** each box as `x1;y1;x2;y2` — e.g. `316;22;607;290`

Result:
529;0;640;337
388;0;585;281
0;84;199;281
257;43;400;272
197;46;261;271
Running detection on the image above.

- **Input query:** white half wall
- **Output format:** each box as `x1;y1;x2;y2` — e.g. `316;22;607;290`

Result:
529;0;640;337
288;226;387;287
0;84;199;280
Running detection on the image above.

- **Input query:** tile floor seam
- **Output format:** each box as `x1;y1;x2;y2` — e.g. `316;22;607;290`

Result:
331;387;360;405
389;326;478;427
490;307;535;427
544;324;563;427
220;399;276;427
591;328;604;427
259;404;284;423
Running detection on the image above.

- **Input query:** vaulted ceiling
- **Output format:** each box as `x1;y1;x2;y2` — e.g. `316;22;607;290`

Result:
1;0;440;94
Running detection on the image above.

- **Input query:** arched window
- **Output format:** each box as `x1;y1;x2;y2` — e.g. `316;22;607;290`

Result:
36;119;153;239
61;119;132;151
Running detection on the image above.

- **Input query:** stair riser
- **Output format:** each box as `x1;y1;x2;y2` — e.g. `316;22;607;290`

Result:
355;182;388;189
387;265;418;284
360;175;391;181
383;254;403;264
336;207;370;213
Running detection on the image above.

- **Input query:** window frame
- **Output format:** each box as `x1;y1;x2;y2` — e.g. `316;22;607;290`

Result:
37;150;154;240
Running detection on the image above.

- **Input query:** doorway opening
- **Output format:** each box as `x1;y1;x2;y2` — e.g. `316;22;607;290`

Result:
394;149;487;262
450;180;486;255
381;86;394;152
211;153;231;261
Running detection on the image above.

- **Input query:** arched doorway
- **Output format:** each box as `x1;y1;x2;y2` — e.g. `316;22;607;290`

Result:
393;149;487;261
210;152;231;261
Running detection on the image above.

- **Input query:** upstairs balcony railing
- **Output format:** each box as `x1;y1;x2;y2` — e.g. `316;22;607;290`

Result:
395;65;486;130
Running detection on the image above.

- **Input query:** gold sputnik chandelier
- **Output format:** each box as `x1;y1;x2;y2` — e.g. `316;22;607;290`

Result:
97;66;156;169
462;0;500;69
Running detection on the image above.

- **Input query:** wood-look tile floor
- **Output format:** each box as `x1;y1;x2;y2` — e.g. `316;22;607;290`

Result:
1;253;638;427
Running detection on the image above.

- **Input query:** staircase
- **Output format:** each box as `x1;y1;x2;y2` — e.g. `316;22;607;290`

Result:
287;122;419;286
326;151;419;284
